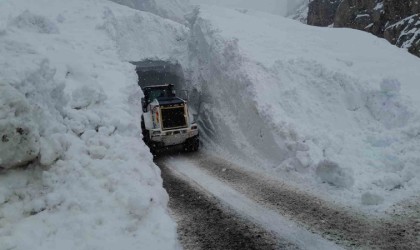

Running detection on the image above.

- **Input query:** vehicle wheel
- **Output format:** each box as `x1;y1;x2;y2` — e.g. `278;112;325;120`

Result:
141;115;145;130
191;136;199;152
150;144;158;156
183;141;190;152
141;117;149;144
184;136;199;152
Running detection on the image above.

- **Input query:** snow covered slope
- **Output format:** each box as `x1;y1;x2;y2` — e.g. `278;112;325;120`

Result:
189;0;308;17
0;0;184;249
188;6;420;213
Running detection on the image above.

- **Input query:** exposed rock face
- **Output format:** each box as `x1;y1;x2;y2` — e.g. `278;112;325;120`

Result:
334;0;378;32
307;0;341;26
307;0;420;58
384;14;420;56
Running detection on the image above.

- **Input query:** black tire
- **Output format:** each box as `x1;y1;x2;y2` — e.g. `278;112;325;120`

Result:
150;143;158;156
184;135;199;152
192;136;199;152
141;115;160;156
141;116;149;144
141;115;146;130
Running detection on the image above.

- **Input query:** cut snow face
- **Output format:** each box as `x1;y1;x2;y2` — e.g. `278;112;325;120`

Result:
0;0;183;249
110;0;191;23
187;5;420;213
99;5;188;62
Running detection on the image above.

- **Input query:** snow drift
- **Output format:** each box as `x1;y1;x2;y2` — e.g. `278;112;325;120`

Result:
187;6;420;213
0;0;185;249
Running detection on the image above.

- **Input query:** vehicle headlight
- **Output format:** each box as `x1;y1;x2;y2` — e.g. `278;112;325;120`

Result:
191;125;198;130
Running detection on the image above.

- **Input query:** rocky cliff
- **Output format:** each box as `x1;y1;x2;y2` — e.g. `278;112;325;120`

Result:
307;0;341;26
307;0;420;58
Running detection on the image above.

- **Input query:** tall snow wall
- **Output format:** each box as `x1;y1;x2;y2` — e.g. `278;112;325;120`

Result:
186;6;420;212
110;0;191;23
187;15;294;168
0;0;183;249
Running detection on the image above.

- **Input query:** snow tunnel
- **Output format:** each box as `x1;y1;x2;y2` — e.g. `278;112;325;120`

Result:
130;59;200;123
131;60;185;89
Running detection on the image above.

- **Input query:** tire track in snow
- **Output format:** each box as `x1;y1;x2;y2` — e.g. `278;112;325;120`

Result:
157;157;291;250
181;153;420;250
157;154;341;250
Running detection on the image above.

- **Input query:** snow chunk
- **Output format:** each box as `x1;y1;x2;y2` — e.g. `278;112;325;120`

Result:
39;136;63;166
13;60;67;135
380;78;401;96
0;121;40;169
71;86;107;110
88;145;107;160
315;160;354;188
0;83;40;169
10;10;59;34
366;78;411;129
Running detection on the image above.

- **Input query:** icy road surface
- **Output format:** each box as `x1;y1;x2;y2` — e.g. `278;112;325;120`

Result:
156;152;420;250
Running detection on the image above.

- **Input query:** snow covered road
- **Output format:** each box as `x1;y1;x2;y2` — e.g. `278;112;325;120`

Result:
156;152;420;249
157;155;287;250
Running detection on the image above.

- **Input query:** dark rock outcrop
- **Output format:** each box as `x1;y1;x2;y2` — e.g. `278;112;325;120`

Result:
384;14;420;56
307;0;341;26
334;0;378;33
307;0;420;58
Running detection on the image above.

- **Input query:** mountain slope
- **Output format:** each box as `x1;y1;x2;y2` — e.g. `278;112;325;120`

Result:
308;0;420;57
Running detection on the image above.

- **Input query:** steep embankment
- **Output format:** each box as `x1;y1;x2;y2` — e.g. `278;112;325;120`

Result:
0;0;187;249
186;5;420;213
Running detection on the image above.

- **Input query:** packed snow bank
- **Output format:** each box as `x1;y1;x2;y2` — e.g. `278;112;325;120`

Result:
110;0;191;23
188;6;420;213
0;0;182;249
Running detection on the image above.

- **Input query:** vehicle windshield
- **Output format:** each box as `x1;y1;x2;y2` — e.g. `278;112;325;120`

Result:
146;87;173;103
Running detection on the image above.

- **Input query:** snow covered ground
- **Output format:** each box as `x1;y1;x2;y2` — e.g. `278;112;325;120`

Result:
0;0;186;249
186;5;420;214
168;156;342;250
